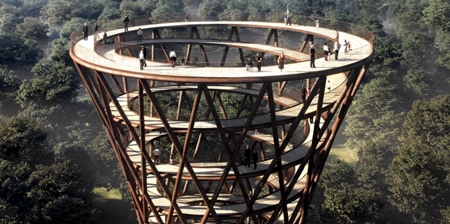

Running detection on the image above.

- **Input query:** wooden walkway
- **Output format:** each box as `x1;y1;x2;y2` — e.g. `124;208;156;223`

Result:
143;117;322;220
110;73;345;132
70;21;374;222
71;21;372;83
116;38;311;62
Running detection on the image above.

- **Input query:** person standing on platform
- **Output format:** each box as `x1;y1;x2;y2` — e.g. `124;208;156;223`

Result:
141;45;147;67
300;84;307;103
334;41;340;60
252;150;258;169
123;15;130;32
277;52;285;72
139;49;145;70
153;148;161;165
309;45;316;68
343;39;348;55
102;31;107;48
316;20;319;29
94;22;99;38
169;49;177;67
244;145;251;167
323;43;329;61
137;28;143;43
256;53;262;72
328;44;332;60
82;22;88;41
283;8;291;26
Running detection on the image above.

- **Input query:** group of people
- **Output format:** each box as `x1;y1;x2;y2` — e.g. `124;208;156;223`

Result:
305;39;352;68
82;21;108;47
139;48;183;70
244;145;258;169
115;15;352;73
82;22;100;41
246;53;263;72
331;39;351;60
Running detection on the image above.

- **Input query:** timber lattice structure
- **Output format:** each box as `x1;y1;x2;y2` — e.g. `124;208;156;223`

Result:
70;20;374;224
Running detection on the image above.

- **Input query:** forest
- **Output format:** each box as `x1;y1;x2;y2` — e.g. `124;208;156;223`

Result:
0;0;449;223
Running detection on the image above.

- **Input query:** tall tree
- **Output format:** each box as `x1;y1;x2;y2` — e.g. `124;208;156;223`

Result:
0;115;48;163
387;95;450;223
318;160;384;223
151;0;185;23
41;0;103;25
16;59;78;107
344;77;403;151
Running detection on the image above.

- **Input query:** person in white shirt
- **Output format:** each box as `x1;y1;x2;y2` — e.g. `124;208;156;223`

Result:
139;50;145;70
169;49;177;67
334;41;340;60
323;43;329;61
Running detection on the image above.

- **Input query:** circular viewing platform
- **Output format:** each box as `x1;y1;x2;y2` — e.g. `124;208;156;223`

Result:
70;20;374;223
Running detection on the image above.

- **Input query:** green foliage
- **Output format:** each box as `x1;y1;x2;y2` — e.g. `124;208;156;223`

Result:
151;0;185;23
217;0;248;21
198;0;227;21
48;37;72;63
387;95;450;223
41;0;103;25
320;160;384;223
388;0;428;36
344;78;403;151
434;29;450;69
442;207;450;224
0;115;48;162
422;0;450;32
16;59;78;106
355;140;393;191
59;17;86;39
26;160;98;224
0;114;97;224
403;68;432;96
400;31;436;68
16;17;49;40
0;4;22;34
119;0;158;17
0;67;20;88
97;4;122;22
92;131;124;189
0;33;39;65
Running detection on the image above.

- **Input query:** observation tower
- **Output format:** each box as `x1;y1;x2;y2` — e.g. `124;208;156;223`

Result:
70;20;374;224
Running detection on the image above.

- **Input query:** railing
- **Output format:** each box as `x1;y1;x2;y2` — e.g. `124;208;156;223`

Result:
70;17;374;75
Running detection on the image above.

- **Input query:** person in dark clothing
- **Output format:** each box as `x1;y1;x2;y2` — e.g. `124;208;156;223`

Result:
310;45;316;68
137;28;143;43
82;22;88;40
123;15;130;32
252;150;258;169
300;84;306;103
244;145;251;167
141;45;147;67
102;32;107;48
256;53;262;72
